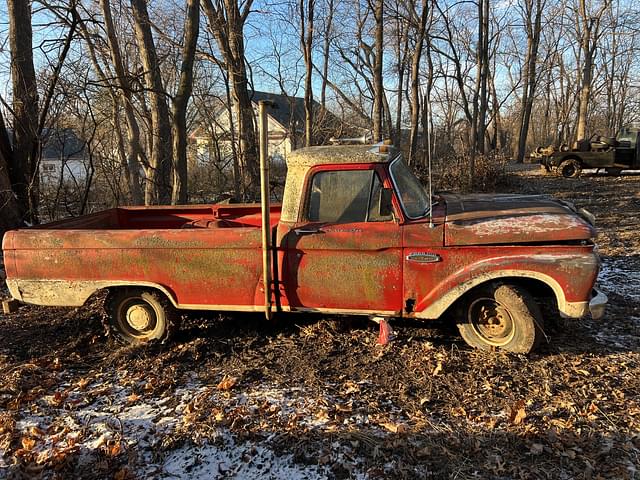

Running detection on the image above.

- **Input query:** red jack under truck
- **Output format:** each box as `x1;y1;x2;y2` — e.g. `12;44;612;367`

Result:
2;116;606;353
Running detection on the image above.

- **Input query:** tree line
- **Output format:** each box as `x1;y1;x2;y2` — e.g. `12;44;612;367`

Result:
0;0;638;231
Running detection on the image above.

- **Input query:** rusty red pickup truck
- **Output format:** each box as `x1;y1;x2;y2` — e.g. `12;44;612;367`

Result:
2;144;606;353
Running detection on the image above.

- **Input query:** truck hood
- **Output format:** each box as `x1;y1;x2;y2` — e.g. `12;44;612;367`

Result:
442;193;596;246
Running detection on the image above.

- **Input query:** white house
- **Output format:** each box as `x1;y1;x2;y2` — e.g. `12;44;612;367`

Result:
39;129;89;185
191;91;327;167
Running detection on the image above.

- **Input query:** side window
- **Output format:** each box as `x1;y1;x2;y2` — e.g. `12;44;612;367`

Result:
307;170;393;223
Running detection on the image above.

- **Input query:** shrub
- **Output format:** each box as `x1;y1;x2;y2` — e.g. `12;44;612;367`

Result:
415;152;510;193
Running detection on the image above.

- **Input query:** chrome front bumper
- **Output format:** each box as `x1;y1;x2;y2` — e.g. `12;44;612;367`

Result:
589;288;608;320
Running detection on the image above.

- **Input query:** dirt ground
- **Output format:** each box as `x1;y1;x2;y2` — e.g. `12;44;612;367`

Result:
0;167;639;479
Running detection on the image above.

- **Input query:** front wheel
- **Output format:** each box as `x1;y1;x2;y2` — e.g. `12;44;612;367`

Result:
105;288;178;344
559;159;582;178
457;284;544;354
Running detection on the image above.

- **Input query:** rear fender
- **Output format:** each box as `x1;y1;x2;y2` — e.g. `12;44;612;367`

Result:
7;279;179;308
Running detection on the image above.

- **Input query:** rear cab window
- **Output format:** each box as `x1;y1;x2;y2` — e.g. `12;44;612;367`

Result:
306;169;393;223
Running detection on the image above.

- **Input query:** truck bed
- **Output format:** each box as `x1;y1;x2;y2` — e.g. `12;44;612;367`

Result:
3;204;282;310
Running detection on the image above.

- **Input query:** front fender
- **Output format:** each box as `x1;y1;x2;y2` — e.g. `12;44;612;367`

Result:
411;251;599;319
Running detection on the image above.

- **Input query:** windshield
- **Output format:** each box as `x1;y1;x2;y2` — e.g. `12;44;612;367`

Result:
389;157;430;218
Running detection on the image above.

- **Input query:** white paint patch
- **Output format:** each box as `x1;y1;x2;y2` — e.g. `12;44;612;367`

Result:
469;214;584;237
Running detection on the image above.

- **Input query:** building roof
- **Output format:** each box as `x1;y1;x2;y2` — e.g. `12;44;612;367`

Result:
286;144;398;167
249;91;312;131
5;128;86;161
41;129;85;159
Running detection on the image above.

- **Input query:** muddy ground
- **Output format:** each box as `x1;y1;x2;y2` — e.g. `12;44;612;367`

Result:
0;167;639;479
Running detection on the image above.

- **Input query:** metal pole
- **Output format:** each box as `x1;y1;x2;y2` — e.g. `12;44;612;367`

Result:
258;101;272;320
426;89;433;228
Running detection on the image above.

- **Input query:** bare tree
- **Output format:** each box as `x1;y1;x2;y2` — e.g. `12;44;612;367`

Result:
574;0;610;142
407;0;430;164
94;0;145;205
515;0;545;162
300;0;315;147
202;0;259;199
319;0;335;110
172;0;200;204
5;0;40;224
130;0;174;204
370;0;384;140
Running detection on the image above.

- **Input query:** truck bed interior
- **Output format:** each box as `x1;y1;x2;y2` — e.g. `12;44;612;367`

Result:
33;204;282;230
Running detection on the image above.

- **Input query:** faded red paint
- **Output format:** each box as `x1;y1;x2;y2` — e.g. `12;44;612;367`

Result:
2;153;601;320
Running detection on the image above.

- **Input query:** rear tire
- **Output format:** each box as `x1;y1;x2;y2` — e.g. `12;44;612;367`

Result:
559;159;581;178
105;288;178;344
457;284;544;354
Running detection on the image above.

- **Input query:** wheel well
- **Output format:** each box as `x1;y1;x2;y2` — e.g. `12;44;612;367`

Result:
447;277;558;314
560;155;582;165
101;285;176;307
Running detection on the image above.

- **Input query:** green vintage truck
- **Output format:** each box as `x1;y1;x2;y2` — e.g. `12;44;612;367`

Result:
535;127;640;177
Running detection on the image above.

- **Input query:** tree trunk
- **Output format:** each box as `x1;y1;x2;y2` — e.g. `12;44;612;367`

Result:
300;0;315;147
172;0;200;205
7;0;39;224
320;0;334;110
0;112;21;233
96;0;145;205
130;0;174;204
203;0;259;199
408;0;429;165
575;0;608;142
516;0;544;163
372;0;384;141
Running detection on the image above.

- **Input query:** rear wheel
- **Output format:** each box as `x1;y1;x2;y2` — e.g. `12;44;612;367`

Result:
457;284;544;354
559;159;581;178
105;288;178;344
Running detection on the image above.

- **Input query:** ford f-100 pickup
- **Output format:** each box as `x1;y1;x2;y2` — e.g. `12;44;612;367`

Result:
2;144;607;353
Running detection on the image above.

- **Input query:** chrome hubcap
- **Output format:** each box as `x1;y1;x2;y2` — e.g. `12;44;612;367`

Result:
126;304;154;331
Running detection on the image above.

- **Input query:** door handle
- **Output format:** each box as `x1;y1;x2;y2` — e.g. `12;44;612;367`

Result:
294;227;323;235
406;252;441;263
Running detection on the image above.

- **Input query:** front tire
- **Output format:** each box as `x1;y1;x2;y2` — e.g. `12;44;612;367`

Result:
457;284;544;354
105;288;178;344
559;159;581;178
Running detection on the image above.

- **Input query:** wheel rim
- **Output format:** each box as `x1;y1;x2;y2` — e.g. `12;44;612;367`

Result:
468;297;515;346
116;297;159;339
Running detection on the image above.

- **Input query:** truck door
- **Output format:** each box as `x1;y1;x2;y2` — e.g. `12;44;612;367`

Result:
279;165;402;314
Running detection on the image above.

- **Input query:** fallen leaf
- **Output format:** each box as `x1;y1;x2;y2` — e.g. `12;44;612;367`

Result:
217;376;238;391
28;426;45;437
432;361;443;376
21;437;36;451
451;406;467;417
509;400;526;425
127;393;140;404
76;378;91;390
381;422;407;433
106;440;122;457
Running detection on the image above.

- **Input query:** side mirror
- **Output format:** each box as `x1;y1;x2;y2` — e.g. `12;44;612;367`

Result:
379;188;393;217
